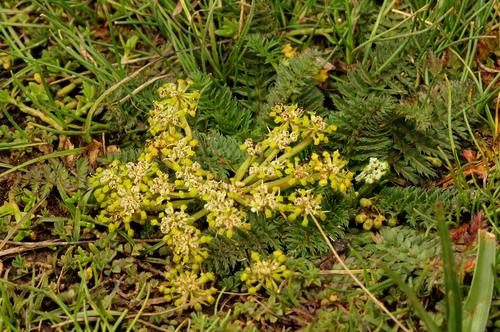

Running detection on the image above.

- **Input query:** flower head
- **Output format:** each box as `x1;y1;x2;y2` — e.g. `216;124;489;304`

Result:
240;250;292;294
287;189;326;226
355;158;389;184
160;266;217;313
157;79;200;111
164;225;211;264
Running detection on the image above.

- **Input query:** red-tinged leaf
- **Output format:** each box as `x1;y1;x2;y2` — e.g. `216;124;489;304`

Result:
463;149;475;163
470;210;488;236
450;223;469;244
463;259;476;273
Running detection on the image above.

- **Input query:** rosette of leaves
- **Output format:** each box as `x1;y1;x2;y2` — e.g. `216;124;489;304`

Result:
362;226;442;297
89;80;355;306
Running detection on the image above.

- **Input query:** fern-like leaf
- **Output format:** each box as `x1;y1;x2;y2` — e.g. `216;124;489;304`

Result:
204;212;282;276
192;130;247;181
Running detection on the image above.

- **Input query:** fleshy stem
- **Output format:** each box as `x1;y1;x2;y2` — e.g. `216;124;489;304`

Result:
241;135;313;187
241;151;279;187
179;113;192;137
4;94;64;130
278;135;313;163
148;199;195;212
188;209;209;222
234;156;257;182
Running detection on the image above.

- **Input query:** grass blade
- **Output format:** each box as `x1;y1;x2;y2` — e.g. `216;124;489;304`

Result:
435;201;462;332
462;230;495;332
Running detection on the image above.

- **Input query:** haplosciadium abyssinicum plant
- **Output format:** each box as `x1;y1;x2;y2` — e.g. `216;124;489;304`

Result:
89;79;352;310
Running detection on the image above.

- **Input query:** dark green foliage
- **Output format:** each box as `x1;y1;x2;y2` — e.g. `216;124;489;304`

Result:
293;79;325;115
248;1;279;35
399;80;480;137
218;275;242;292
362;226;442;297
191;38;326;140
192;130;247;181
371;41;417;95
280;200;351;259
190;71;258;139
328;93;394;169
15;158;88;199
98;72;166;148
244;34;283;65
233;53;275;116
232;39;277;115
328;41;481;182
265;51;322;114
204;212;283;276
374;187;467;229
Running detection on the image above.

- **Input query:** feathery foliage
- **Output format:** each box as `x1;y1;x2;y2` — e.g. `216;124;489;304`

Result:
328;40;482;182
375;187;470;229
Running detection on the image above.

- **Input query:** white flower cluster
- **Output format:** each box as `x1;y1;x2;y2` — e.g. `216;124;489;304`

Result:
355;158;389;184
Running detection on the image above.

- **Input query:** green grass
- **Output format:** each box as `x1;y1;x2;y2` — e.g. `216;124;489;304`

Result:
1;0;500;330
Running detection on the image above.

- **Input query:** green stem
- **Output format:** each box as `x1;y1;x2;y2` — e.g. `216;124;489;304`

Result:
148;199;195;211
7;95;64;130
277;135;313;163
234;155;257;182
286;27;335;37
179;113;192;137
189;209;209;222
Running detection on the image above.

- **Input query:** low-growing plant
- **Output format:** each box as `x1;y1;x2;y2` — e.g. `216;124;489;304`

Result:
380;203;496;332
89;79;354;309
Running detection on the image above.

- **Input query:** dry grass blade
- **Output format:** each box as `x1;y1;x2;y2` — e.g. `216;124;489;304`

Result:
309;213;410;332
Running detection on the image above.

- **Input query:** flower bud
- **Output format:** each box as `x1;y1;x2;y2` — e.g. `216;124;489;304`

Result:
387;217;398;227
355;213;367;223
359;198;372;207
363;219;373;231
34;73;42;84
320;299;330;306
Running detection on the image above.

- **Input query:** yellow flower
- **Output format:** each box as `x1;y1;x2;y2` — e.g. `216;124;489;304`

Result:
282;44;296;59
314;69;329;83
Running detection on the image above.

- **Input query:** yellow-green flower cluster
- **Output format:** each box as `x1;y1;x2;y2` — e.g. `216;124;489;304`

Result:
148;79;200;139
90;159;160;236
240;250;292;294
157;80;200;112
245;182;283;218
159;265;217;312
269;102;336;145
286;189;326;226
162;225;211;264
310;151;353;191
